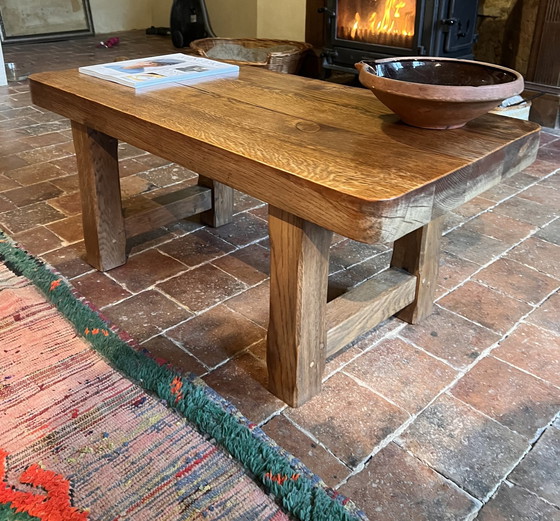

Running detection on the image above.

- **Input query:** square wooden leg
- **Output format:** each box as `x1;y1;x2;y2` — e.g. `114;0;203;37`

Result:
390;216;444;324
71;121;126;271
267;206;332;407
198;175;233;227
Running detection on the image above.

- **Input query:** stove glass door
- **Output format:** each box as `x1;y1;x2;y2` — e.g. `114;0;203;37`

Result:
336;0;417;48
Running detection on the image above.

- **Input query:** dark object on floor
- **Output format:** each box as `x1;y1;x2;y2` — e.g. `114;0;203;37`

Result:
146;26;171;36
96;36;120;48
170;0;216;48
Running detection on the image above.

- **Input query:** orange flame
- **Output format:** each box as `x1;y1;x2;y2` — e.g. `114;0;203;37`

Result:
339;0;415;45
350;12;360;39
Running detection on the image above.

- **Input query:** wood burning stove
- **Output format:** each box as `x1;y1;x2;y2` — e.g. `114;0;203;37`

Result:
320;0;479;74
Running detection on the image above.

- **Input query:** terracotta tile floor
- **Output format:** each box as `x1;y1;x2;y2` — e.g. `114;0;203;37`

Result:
2;31;560;520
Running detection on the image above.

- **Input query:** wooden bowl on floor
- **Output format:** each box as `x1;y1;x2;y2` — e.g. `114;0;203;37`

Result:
355;57;524;130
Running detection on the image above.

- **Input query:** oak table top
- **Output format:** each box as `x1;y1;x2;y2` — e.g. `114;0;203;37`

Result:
29;66;540;245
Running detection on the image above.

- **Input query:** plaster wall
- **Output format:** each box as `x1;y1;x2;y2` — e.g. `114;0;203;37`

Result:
205;0;258;38
256;0;306;40
89;0;153;33
93;0;305;40
151;0;258;38
151;0;173;27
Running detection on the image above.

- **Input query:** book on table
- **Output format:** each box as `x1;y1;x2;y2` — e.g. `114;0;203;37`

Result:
78;53;239;88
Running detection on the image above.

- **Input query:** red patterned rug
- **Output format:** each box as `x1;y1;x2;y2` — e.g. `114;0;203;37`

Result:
0;263;289;520
0;234;365;521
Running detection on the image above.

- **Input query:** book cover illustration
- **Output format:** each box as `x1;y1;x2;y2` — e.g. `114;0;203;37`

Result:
79;53;239;88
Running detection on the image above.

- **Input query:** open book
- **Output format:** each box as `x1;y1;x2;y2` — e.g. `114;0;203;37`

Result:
79;53;239;88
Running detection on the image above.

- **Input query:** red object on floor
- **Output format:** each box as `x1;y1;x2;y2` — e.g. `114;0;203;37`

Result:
96;36;120;48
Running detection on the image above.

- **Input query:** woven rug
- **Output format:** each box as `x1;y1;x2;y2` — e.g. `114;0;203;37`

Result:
0;233;365;521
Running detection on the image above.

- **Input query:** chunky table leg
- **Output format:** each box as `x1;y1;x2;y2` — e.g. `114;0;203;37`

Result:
198;175;233;227
267;206;332;407
71;121;126;271
390;216;444;324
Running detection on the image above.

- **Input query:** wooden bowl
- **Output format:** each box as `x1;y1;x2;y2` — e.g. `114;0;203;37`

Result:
355;57;524;129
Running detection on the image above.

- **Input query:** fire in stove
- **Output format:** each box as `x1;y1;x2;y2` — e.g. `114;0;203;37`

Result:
321;0;479;74
337;0;416;48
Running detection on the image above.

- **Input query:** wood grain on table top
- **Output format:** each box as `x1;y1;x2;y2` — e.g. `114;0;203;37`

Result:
29;65;540;243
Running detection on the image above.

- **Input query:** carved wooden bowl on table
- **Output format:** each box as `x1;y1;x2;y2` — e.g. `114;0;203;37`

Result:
355;56;524;130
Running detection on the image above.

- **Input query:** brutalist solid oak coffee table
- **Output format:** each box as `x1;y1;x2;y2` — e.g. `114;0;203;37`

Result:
30;66;540;407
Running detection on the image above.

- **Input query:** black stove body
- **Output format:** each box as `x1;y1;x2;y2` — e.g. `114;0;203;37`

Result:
321;0;479;74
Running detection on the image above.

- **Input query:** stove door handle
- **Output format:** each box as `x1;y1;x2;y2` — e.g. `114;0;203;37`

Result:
318;7;336;18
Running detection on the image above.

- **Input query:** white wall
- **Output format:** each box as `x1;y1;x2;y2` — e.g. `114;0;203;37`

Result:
89;0;153;33
97;0;305;41
152;0;260;38
0;41;7;86
94;0;258;36
152;0;173;28
257;0;305;40
205;0;258;38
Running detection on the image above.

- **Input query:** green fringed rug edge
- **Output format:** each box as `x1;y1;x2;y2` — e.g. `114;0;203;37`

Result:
0;232;366;521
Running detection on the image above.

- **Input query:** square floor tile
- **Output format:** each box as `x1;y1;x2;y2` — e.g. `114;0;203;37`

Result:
285;373;408;468
157;264;247;312
438;281;532;334
474;258;559;305
344;337;457;413
397;393;528;500
166;304;265;368
450;356;560;439
399;305;500;369
477;481;560;521
262;414;350;488
508;426;560;506
340;442;478;521
493;323;560;386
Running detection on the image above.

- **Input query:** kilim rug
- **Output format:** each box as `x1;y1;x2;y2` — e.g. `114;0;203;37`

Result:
0;232;365;521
